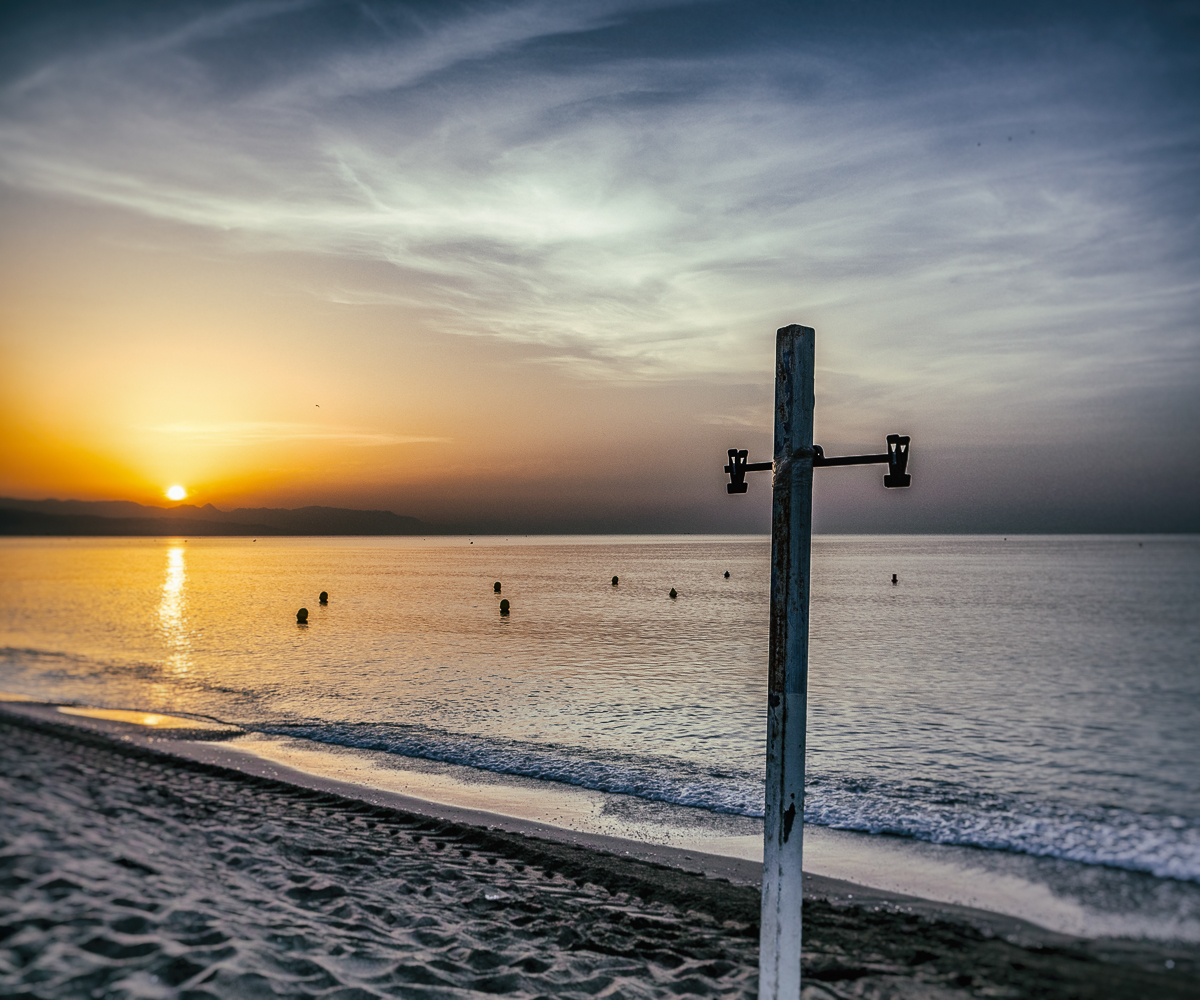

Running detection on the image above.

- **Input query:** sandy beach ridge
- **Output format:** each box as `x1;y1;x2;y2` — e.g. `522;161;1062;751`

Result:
2;701;1196;998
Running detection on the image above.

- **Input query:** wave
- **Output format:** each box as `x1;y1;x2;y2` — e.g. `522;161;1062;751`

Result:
805;774;1200;884
253;721;766;816
255;722;1200;883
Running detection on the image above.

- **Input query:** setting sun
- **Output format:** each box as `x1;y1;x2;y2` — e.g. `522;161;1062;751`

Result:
166;485;187;502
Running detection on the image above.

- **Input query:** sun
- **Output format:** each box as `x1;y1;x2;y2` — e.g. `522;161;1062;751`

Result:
166;485;187;502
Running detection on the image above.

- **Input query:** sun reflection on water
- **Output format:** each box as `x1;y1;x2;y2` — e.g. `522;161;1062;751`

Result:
156;546;191;674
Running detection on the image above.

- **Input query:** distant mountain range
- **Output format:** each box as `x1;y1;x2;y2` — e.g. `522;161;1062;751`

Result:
0;497;427;536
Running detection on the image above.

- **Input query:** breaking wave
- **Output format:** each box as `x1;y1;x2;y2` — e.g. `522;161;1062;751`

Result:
257;721;1200;883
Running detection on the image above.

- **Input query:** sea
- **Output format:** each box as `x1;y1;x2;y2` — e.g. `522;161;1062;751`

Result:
2;534;1198;940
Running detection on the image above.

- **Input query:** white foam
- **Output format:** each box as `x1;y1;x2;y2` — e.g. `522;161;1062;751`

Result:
259;721;1200;883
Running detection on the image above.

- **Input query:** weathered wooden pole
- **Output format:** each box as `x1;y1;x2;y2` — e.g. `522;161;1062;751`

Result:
760;324;813;1000
721;324;910;999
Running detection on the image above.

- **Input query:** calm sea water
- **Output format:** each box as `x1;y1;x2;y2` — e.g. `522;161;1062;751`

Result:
2;535;1198;886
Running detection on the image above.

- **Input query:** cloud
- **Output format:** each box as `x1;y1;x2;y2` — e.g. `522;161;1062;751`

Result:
1;0;1196;436
254;0;651;106
147;422;448;447
697;405;773;429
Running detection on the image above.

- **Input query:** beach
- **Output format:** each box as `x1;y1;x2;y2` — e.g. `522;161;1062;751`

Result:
4;0;1198;993
2;707;1195;999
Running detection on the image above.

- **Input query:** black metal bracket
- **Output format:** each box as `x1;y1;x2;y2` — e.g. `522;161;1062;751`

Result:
724;434;910;493
722;449;772;494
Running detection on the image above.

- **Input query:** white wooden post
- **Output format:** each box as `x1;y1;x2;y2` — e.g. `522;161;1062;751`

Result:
760;324;814;1000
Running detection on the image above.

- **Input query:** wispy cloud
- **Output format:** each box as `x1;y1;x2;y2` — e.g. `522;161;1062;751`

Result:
698;405;773;429
148;422;448;447
2;0;1196;440
254;0;650;106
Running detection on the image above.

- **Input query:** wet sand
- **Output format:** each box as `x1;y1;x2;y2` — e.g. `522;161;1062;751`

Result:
1;711;1197;999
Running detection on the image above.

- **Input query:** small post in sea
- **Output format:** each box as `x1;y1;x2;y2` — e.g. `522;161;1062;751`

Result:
723;324;911;1000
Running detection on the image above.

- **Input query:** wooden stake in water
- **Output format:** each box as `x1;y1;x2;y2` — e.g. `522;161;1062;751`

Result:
761;324;814;1000
721;324;911;1000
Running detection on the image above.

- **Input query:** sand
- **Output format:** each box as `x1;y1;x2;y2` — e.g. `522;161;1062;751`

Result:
1;710;1196;999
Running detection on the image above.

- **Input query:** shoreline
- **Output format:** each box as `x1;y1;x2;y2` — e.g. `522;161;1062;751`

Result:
213;730;1200;944
6;696;1199;944
2;700;1198;998
0;700;1132;942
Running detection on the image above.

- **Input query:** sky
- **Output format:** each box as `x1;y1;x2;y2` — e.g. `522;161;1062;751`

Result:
1;0;1197;533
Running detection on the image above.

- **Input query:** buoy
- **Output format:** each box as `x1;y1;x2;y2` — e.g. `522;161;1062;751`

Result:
319;591;328;604
611;576;618;586
499;599;510;614
494;582;501;593
669;588;677;599
724;571;730;579
891;574;898;585
296;608;309;623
